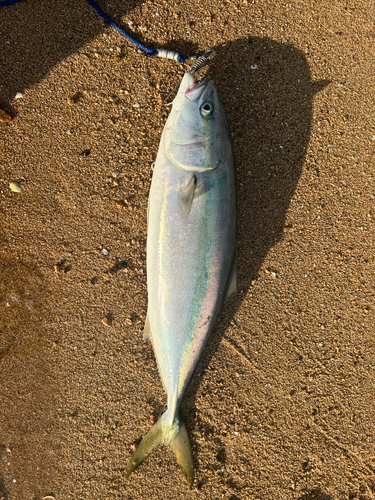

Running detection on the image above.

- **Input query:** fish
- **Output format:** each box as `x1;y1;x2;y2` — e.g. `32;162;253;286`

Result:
124;71;237;486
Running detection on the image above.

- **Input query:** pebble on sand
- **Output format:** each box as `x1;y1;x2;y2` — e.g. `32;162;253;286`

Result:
9;181;22;193
0;109;12;123
101;316;112;327
15;92;23;99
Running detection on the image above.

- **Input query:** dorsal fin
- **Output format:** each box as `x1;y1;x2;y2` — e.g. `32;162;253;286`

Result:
179;175;197;217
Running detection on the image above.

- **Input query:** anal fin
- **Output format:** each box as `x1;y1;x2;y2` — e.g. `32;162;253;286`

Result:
143;311;151;340
224;257;237;301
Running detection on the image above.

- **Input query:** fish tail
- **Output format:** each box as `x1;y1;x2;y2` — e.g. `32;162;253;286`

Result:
124;413;194;487
170;420;194;487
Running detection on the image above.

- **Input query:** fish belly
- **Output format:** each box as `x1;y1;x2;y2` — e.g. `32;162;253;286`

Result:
147;145;236;419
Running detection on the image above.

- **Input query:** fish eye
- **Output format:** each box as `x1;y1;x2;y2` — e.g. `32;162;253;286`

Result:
200;102;214;117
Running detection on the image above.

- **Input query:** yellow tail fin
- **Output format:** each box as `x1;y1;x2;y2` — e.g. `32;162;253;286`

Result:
124;414;194;487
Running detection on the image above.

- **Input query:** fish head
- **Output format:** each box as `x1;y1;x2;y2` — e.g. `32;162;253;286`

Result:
164;72;231;172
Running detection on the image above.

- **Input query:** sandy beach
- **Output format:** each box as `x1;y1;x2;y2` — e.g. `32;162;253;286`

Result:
1;0;374;498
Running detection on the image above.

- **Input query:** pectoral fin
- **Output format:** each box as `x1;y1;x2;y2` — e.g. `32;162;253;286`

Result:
224;258;237;300
179;175;197;217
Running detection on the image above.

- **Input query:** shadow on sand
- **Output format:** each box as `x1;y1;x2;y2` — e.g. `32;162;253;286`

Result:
0;0;196;115
0;443;8;500
179;34;329;471
298;488;333;500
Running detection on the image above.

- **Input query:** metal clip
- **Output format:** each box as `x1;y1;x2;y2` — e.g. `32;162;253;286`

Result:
163;50;215;106
189;49;215;75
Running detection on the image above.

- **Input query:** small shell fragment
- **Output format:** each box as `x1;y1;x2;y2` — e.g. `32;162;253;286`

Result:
15;92;23;99
9;181;22;193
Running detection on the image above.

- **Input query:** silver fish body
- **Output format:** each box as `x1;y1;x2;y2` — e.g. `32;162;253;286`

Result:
125;72;236;486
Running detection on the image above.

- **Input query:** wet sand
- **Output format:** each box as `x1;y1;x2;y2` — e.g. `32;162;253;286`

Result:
1;0;374;499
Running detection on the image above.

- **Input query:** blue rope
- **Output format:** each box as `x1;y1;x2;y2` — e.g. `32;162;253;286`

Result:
86;0;158;56
0;0;23;5
0;0;189;63
86;0;188;63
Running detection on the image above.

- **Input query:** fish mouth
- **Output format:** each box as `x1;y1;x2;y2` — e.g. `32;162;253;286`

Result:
185;78;207;101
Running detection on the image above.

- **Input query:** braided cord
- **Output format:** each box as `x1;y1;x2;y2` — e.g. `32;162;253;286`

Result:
86;0;188;62
86;0;158;56
0;0;24;6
